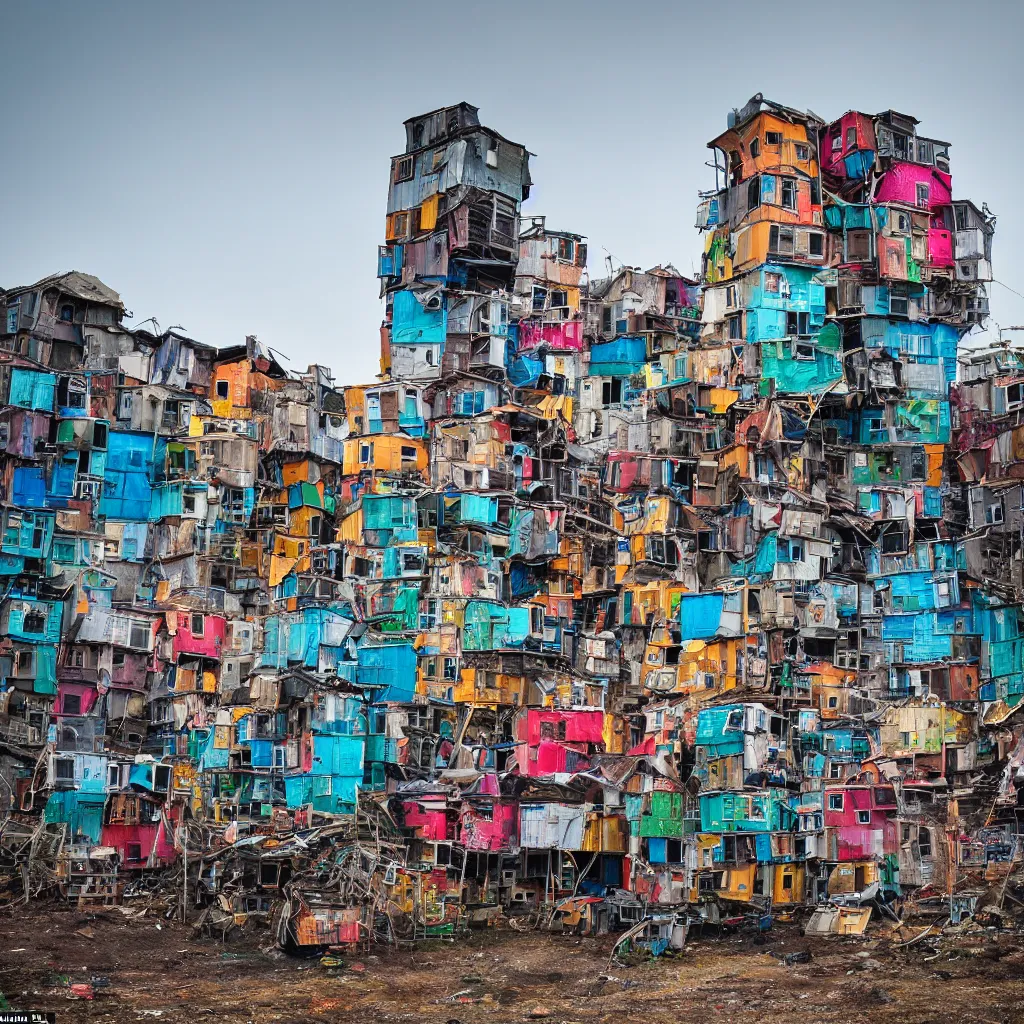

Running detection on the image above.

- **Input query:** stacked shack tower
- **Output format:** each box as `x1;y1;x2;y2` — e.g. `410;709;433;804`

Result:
1;96;1019;943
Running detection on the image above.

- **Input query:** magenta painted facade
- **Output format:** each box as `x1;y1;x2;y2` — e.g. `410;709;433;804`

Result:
514;708;605;777
171;612;227;659
823;786;899;858
101;821;176;867
460;800;518;851
56;681;99;717
874;162;952;211
401;798;454;840
928;223;954;267
517;320;585;352
821;112;877;177
526;709;605;746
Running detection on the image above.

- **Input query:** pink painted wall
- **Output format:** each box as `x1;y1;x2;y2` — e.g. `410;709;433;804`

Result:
56;682;99;716
823;788;898;858
821;113;876;177
102;822;175;867
526;709;605;745
111;652;149;688
518;321;585;352
831;819;898;859
460;801;518;851
875;163;952;210
172;613;227;659
928;223;954;267
401;801;453;840
476;773;500;796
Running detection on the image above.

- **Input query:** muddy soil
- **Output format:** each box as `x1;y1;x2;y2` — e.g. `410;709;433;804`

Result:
1;905;1022;1024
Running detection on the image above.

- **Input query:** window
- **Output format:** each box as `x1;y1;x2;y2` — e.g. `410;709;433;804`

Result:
831;131;842;153
215;380;230;400
769;225;795;255
62;693;82;716
531;286;547;312
917;140;933;165
808;233;824;258
22;609;46;634
126;843;143;863
795;144;809;162
786;311;810;337
987;500;1005;525
916;182;930;209
810;177;821;206
780;177;796;210
889;284;909;316
601;379;623;405
918;827;932;857
191;613;205;637
750;136;760;158
400;445;417;460
556;237;574;262
129;621;151;650
60;303;74;322
747;176;760;210
765;131;782;146
726;284;738;307
846;126;858;150
727;314;743;340
393;156;414;182
856;810;871;825
847;230;871;261
828;793;844;811
359;442;372;464
183;493;196;515
549;290;568;308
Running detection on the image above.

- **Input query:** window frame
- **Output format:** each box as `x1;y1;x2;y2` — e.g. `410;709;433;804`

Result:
393;156;414;183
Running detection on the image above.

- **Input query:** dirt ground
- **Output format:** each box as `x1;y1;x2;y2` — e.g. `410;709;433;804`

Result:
1;905;1023;1024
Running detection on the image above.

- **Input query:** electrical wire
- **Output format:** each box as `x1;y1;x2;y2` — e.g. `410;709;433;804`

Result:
993;280;1024;302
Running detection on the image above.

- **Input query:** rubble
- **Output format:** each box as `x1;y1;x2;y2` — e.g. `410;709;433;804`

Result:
0;95;1021;969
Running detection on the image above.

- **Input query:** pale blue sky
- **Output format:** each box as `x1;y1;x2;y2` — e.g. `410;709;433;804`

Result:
2;0;1022;383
